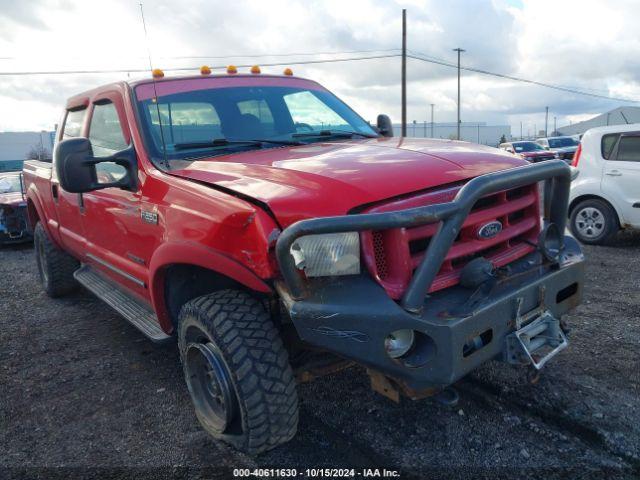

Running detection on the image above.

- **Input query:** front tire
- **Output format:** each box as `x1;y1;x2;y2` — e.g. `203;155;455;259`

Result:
178;290;298;454
34;222;79;297
569;199;619;245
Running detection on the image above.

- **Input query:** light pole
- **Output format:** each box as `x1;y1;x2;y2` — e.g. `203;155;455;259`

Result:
544;106;549;137
453;48;465;140
554;116;557;136
520;121;523;140
430;103;435;138
401;9;407;137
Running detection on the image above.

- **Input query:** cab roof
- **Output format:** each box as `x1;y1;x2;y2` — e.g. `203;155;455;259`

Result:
66;73;310;110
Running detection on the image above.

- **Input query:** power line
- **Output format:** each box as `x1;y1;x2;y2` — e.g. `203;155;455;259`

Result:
0;53;401;76
157;48;401;60
407;50;640;104
406;49;625;96
0;48;400;62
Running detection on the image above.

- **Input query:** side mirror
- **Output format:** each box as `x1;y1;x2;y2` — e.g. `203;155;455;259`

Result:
376;114;394;138
54;138;137;193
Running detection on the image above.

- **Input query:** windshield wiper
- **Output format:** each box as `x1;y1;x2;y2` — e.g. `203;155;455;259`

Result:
249;138;306;146
174;138;304;151
292;130;378;139
174;139;263;150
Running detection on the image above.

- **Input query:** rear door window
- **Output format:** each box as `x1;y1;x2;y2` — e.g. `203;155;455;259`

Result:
62;108;86;139
601;134;620;159
613;136;640;162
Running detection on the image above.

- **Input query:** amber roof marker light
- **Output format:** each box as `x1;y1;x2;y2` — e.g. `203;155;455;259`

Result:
151;68;164;79
283;68;293;76
226;65;238;74
200;65;212;75
250;65;261;74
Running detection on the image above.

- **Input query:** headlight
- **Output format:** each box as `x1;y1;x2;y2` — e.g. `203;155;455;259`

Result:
290;232;360;277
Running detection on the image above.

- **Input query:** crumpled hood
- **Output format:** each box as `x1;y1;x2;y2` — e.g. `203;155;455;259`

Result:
170;137;526;227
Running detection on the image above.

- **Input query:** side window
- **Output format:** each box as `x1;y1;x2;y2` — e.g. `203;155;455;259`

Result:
601;134;620;159
62;108;86;139
284;91;349;132
89;102;129;184
614;136;640;162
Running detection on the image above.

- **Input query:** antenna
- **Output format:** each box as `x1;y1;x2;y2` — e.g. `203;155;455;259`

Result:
139;3;169;169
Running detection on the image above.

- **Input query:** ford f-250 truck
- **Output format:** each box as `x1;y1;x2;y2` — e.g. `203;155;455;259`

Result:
23;67;584;454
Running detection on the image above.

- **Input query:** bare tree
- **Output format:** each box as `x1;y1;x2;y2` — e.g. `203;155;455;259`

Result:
25;144;51;161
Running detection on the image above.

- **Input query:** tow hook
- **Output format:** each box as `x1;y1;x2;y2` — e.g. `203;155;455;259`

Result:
505;310;569;370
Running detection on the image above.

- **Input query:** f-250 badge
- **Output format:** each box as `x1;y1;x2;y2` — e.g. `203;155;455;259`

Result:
140;210;158;225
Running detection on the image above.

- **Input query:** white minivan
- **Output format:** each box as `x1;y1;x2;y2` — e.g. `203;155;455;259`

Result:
569;124;640;244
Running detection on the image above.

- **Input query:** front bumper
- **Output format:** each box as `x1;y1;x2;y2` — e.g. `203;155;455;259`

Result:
278;239;583;390
275;161;583;390
0;204;32;244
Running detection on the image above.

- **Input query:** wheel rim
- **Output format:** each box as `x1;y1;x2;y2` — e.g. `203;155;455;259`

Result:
184;341;237;432
575;206;605;239
37;236;48;285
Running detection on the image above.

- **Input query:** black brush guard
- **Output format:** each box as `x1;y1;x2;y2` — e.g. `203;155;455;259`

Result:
276;160;571;312
273;160;584;389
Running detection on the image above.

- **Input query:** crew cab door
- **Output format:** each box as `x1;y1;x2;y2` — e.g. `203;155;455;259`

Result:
602;132;640;228
81;92;152;300
52;106;89;253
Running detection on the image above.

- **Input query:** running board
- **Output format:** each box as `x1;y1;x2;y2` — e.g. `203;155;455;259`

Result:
74;265;172;343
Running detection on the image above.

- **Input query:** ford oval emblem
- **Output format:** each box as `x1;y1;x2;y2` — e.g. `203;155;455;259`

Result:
477;221;502;240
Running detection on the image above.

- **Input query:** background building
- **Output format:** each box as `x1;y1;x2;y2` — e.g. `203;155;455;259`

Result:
394;121;511;146
0;131;55;172
557;107;640;136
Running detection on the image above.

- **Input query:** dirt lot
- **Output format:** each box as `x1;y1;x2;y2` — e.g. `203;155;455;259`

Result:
1;234;639;479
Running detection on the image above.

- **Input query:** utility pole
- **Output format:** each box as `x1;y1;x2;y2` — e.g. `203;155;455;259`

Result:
453;48;465;140
554;116;557;135
401;9;407;137
520;121;523;140
544;106;549;137
430;103;435;137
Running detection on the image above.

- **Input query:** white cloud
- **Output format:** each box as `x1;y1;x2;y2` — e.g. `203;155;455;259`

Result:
0;0;638;135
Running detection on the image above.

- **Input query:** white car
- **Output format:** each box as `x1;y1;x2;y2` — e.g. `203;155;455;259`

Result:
569;124;640;244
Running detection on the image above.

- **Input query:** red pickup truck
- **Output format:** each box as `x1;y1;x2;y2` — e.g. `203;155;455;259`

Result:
23;68;584;454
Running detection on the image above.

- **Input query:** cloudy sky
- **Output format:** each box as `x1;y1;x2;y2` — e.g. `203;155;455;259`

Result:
0;0;638;136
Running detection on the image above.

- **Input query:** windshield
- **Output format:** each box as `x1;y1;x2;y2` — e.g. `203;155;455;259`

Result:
0;175;22;194
548;137;578;148
135;83;377;163
512;141;545;152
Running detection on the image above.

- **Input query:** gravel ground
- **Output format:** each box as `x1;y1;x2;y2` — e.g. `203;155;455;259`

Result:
1;234;639;480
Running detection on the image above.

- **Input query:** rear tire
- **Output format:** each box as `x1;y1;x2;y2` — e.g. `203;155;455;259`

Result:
34;222;79;297
569;199;619;245
178;289;298;454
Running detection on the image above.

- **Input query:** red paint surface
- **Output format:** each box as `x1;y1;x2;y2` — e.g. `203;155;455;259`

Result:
135;75;325;101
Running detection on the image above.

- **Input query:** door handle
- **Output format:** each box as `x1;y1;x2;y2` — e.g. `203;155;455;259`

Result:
605;170;622;176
